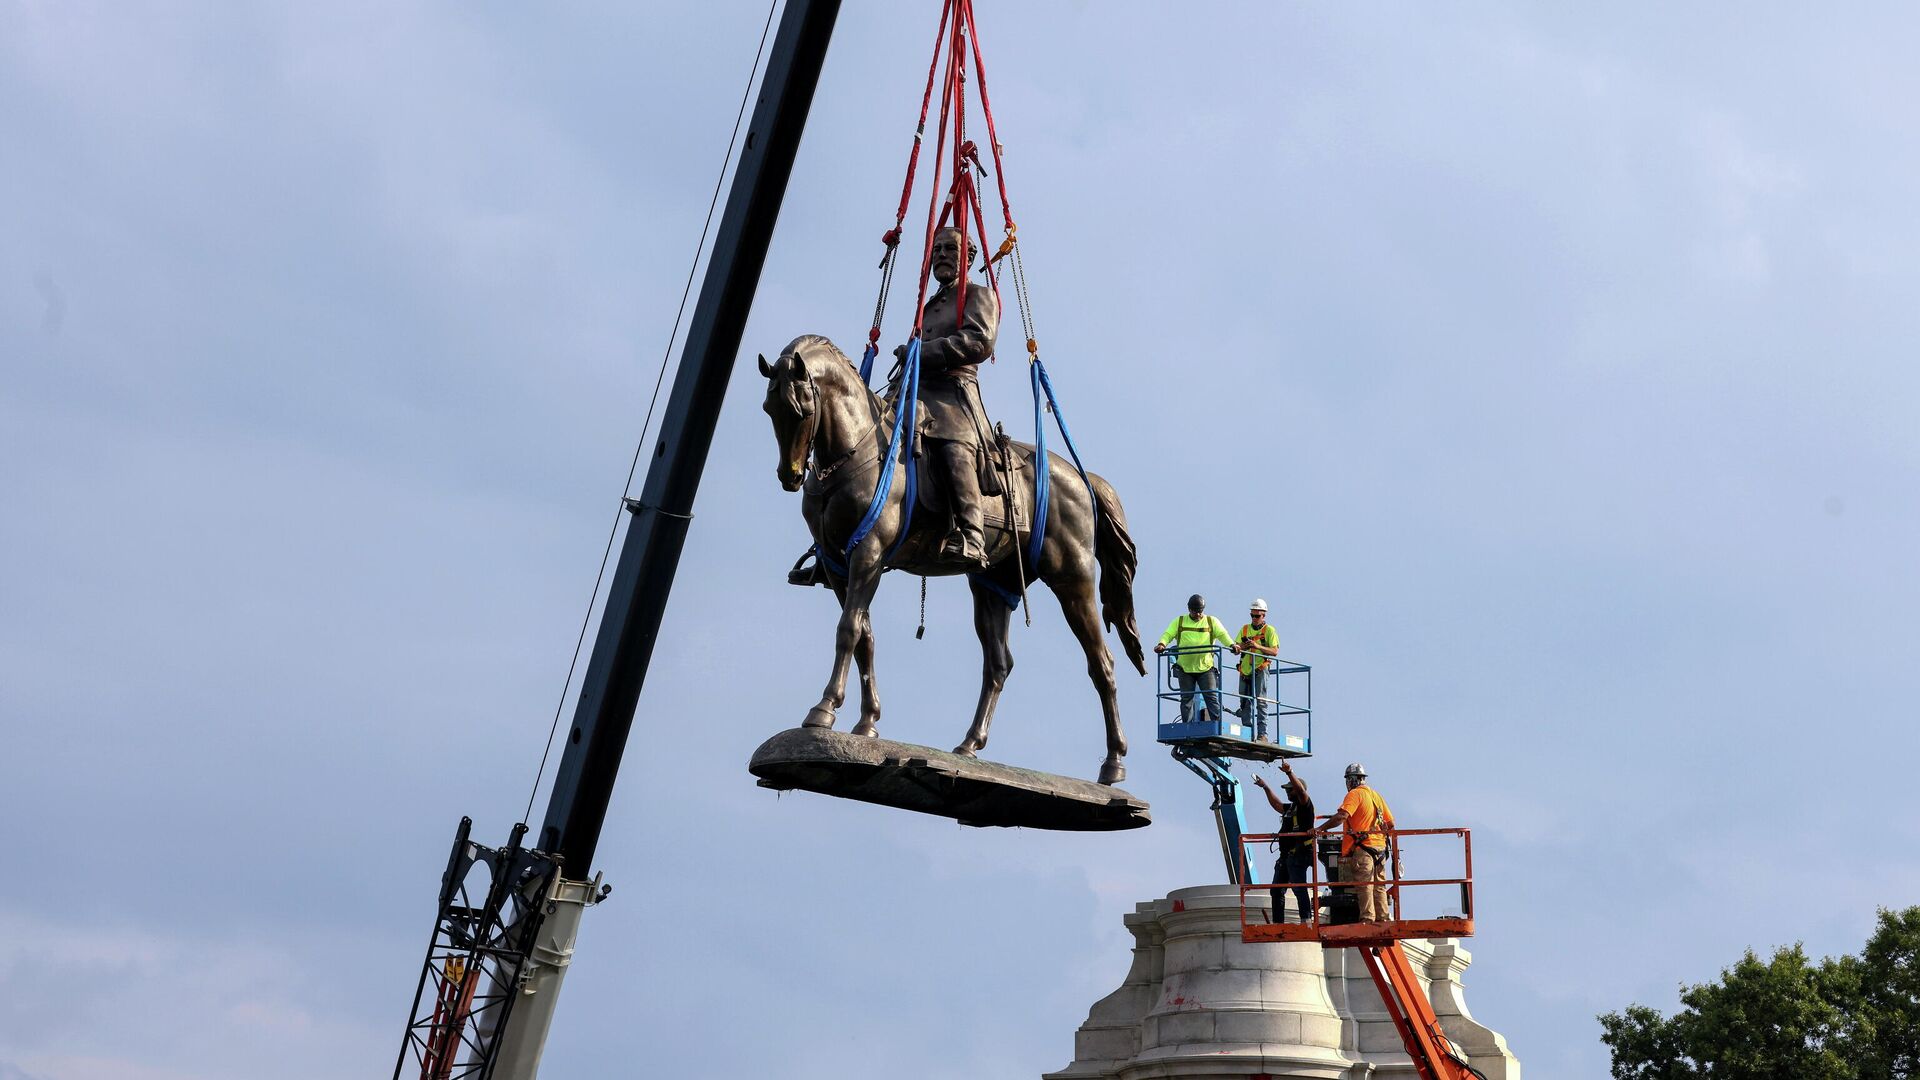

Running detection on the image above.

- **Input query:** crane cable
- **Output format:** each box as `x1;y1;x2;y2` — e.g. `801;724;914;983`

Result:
523;0;781;828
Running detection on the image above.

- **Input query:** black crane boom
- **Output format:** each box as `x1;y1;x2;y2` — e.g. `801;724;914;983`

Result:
539;0;841;873
394;5;842;1077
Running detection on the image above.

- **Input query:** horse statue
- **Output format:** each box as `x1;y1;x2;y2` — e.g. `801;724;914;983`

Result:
758;334;1148;785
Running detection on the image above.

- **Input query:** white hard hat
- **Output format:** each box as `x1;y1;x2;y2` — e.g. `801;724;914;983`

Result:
1249;597;1268;612
1344;762;1368;779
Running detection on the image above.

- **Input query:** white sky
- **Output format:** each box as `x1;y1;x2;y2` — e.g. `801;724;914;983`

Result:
5;3;1919;1078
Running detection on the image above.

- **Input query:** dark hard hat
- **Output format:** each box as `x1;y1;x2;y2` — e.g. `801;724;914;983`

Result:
1187;593;1206;612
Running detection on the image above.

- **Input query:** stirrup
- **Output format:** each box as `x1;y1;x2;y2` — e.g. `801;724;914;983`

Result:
787;548;824;588
941;525;991;566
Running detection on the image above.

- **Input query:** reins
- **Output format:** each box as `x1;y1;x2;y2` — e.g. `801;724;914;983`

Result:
794;357;887;493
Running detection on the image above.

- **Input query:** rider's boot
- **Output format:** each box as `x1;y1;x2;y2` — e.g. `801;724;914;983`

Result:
940;529;989;569
935;440;990;569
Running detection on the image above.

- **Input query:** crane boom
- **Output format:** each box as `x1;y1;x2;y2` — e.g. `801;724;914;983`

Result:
539;0;841;874
394;4;842;1077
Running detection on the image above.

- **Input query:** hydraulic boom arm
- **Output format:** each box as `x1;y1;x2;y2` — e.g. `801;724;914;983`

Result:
1358;942;1484;1080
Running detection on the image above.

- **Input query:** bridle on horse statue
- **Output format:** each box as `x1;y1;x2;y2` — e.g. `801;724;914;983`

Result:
783;351;880;493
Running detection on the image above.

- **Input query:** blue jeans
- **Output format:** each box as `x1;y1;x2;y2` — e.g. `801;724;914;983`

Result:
1175;667;1222;723
1235;666;1270;734
1272;847;1316;922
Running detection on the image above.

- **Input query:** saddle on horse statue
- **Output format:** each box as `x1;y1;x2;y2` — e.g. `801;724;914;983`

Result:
787;422;1036;586
912;421;1035;570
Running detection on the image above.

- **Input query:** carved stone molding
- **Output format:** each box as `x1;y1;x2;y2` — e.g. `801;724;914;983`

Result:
1047;885;1521;1080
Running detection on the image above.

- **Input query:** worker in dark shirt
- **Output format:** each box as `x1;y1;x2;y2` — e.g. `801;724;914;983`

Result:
1252;760;1316;923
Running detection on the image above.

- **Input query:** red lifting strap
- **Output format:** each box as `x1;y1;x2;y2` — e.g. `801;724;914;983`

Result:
960;0;1015;230
862;0;1018;340
890;0;951;237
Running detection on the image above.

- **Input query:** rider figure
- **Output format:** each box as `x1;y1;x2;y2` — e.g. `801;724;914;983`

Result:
896;226;1000;568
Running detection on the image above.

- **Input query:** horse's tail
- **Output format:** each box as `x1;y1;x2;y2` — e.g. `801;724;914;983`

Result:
1090;473;1147;676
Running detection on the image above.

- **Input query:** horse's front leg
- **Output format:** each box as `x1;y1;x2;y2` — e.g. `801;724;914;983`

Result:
805;541;884;732
848;614;881;737
826;580;883;737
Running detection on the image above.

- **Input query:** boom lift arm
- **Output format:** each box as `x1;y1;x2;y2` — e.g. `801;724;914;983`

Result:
1236;827;1485;1080
1359;942;1485;1080
1169;748;1258;887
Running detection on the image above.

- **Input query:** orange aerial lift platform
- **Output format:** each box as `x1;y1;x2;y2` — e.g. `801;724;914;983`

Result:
1238;826;1485;1080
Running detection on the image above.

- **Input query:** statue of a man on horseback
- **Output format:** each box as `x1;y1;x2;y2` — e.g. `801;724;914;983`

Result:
757;322;1148;785
893;226;1000;569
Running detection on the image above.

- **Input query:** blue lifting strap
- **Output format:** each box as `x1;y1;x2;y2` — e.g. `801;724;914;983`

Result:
1026;356;1095;567
845;336;921;561
813;542;848;579
970;572;1021;610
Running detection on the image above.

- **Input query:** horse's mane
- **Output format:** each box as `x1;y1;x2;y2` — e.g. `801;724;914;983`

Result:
786;333;889;416
783;333;842;363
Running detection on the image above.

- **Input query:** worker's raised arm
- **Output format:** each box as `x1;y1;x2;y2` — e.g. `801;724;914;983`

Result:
1251;774;1287;816
1279;760;1307;801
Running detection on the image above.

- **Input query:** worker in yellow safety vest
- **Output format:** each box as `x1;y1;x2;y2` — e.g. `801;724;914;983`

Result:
1233;597;1280;740
1153;594;1240;725
1314;762;1397;924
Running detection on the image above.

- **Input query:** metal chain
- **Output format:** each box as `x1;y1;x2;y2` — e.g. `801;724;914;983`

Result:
864;240;899;379
1011;239;1037;350
871;243;897;332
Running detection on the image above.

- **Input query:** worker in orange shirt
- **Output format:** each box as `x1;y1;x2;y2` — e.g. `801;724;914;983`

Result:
1314;762;1396;923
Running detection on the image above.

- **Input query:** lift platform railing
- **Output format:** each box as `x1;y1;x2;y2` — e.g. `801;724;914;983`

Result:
1154;646;1310;756
1236;825;1474;945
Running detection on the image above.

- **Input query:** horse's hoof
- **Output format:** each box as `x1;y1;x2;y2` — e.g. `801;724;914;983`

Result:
1098;760;1126;786
952;741;980;758
851;718;879;738
803;706;836;730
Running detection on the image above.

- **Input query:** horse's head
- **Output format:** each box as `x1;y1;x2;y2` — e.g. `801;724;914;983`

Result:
759;340;822;491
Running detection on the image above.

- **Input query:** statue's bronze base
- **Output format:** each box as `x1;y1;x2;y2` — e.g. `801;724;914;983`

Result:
748;727;1151;831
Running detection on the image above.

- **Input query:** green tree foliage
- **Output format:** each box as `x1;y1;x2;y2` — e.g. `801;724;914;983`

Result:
1599;908;1920;1079
1840;907;1920;1079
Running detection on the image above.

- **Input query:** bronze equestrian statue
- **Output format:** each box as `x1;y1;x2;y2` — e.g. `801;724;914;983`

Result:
757;320;1148;784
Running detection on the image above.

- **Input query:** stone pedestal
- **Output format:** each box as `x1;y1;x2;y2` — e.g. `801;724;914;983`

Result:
1046;885;1520;1080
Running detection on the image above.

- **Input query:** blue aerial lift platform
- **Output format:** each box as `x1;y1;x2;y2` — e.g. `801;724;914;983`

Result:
1155;645;1311;887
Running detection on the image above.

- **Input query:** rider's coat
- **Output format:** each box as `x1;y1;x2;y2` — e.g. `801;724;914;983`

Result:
914;276;1000;444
